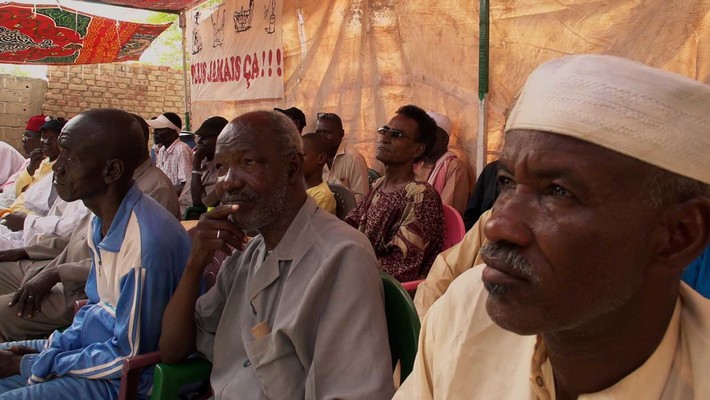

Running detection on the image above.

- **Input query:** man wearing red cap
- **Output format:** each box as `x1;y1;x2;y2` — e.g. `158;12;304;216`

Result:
0;116;44;209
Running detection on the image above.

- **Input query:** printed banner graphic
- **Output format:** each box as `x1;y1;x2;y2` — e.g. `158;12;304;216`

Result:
189;0;284;101
0;3;170;65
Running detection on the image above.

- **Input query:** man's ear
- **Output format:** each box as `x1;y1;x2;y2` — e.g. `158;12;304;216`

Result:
412;141;426;161
650;197;710;276
288;152;304;182
316;152;327;165
104;159;125;185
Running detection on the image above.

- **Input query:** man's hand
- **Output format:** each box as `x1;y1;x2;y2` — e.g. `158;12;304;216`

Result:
2;212;27;232
7;346;38;356
9;266;60;318
0;350;22;378
0;248;29;262
26;148;44;176
192;145;209;170
189;204;248;271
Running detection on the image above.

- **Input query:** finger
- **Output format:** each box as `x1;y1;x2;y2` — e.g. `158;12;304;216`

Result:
22;295;34;318
9;288;24;307
200;204;239;221
198;219;247;241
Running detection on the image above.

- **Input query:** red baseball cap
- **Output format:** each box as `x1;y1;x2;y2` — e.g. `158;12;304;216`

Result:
25;115;45;133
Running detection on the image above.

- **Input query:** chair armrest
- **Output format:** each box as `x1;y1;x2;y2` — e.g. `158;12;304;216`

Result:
151;358;213;400
401;279;424;296
119;351;162;400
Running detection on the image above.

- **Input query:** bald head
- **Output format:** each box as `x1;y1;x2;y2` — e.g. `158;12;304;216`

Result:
71;108;146;177
219;110;303;158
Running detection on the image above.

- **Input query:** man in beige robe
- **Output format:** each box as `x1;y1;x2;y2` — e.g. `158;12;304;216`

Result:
395;55;710;399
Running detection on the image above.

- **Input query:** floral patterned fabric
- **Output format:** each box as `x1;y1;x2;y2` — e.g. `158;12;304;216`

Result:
345;179;444;282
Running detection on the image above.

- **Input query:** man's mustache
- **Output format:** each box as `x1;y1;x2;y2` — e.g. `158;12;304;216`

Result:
480;242;540;283
222;190;257;203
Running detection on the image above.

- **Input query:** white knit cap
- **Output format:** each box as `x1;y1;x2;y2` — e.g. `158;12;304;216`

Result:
427;111;453;136
505;54;710;184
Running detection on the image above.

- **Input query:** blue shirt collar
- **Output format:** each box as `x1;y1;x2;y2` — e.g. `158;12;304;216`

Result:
91;184;142;253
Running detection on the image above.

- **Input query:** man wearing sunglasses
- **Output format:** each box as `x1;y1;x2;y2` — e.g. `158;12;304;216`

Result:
315;112;370;203
344;105;444;282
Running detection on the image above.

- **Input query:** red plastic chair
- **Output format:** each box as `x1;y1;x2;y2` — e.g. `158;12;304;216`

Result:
442;204;465;250
401;279;424;296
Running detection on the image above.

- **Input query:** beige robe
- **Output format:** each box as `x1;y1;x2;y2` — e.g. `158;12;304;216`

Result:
195;197;394;399
396;266;710;399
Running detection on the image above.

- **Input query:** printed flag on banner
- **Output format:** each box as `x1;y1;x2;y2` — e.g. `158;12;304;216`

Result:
189;0;284;101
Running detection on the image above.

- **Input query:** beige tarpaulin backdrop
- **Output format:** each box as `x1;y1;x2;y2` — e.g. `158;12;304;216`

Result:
191;0;710;178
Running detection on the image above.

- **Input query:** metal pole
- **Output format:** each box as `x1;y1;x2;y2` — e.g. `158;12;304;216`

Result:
476;0;490;177
179;10;191;131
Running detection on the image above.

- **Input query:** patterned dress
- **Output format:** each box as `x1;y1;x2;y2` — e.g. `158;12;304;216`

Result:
345;179;444;282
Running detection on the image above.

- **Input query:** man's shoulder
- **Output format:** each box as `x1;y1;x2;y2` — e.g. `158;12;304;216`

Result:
338;144;367;164
130;194;190;253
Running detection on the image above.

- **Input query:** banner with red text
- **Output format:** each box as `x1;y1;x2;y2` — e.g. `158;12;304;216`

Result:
189;0;284;101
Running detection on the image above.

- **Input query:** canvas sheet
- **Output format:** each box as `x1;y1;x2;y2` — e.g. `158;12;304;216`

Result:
187;0;709;174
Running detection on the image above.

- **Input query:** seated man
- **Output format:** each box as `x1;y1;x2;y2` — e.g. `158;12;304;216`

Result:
10;117;66;208
395;55;710;398
0;118;43;208
301;133;336;214
0;109;190;399
0;142;23;187
179;116;228;216
148;112;193;195
345;105;444;282
414;111;470;216
274;106;307;134
0;114;180;341
463;159;499;230
160;110;394;399
315;112;370;203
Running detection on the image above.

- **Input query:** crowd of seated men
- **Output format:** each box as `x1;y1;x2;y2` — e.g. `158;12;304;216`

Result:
0;54;708;399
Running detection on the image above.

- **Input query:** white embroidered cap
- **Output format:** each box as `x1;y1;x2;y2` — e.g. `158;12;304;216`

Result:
505;54;710;184
427;111;453;137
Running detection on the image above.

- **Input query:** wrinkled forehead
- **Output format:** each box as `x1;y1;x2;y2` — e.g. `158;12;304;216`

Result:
216;124;276;157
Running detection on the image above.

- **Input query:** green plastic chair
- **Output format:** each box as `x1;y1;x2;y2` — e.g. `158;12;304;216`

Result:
380;271;421;382
183;205;207;221
150;272;421;399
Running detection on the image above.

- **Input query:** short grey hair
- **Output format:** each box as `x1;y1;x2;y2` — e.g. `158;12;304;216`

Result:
645;166;710;207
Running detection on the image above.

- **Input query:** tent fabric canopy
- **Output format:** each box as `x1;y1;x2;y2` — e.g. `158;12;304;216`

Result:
78;0;205;12
0;3;171;64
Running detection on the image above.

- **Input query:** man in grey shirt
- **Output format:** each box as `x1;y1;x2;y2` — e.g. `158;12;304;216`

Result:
160;110;394;399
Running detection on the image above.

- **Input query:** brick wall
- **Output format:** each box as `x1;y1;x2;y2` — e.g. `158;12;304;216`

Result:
44;63;187;128
0;75;47;152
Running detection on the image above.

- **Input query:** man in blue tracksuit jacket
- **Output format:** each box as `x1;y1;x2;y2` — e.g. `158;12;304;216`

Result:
0;109;190;399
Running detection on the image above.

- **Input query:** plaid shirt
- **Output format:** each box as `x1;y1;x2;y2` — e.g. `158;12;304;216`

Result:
156;140;193;186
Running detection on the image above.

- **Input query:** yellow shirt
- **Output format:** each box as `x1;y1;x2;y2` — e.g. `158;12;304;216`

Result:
396;266;710;399
306;180;337;215
413;209;491;319
10;158;55;213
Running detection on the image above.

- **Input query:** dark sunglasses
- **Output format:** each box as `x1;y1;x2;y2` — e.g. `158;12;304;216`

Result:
377;126;410;139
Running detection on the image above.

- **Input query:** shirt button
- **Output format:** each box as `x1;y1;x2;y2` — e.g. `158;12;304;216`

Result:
535;376;544;387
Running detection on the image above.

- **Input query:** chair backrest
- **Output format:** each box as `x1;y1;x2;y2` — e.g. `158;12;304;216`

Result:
328;183;356;220
442;204;465;250
380;271;421;383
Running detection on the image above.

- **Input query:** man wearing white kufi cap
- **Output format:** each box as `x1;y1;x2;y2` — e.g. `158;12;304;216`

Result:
395;54;710;399
414;111;471;215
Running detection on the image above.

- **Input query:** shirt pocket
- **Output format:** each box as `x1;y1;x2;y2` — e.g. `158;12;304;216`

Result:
242;327;305;400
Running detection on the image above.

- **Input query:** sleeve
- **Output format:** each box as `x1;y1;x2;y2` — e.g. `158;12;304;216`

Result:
439;159;470;216
142;178;181;219
22;202;89;245
194;256;234;361
303;243;395;399
8;191;30;213
23;236;70;260
349;153;370;204
378;186;444;282
13;168;34;196
28;233;191;381
176;147;194;184
413;209;491;319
